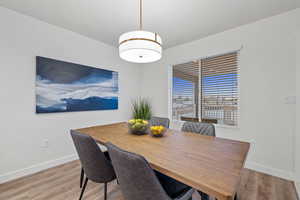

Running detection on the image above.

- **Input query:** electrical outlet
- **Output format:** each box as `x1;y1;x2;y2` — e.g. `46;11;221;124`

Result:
284;96;296;104
41;139;49;148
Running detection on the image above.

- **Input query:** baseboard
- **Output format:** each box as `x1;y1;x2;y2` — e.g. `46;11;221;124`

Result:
0;155;295;185
0;154;78;184
245;161;294;181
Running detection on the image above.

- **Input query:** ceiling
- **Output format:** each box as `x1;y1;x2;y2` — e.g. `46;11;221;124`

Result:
0;0;298;49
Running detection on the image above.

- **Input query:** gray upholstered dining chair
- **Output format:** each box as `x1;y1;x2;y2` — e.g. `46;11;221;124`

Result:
181;121;215;136
181;121;215;200
71;130;116;200
150;116;170;128
106;143;194;200
80;145;109;188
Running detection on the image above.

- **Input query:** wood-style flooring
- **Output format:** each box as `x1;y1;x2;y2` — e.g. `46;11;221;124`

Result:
0;160;298;200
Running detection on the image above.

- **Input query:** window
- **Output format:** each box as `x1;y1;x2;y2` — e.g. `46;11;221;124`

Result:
172;61;200;121
172;52;239;126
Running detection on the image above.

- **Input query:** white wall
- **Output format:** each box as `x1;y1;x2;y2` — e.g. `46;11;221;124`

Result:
0;5;299;184
141;9;300;179
0;7;140;182
295;11;300;182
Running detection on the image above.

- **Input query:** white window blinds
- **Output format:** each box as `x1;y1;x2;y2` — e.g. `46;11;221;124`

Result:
172;52;239;126
201;52;239;126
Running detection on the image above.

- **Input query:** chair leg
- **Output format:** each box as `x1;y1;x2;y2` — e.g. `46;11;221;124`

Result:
199;191;209;200
234;193;238;200
80;168;84;188
79;178;88;200
104;182;107;200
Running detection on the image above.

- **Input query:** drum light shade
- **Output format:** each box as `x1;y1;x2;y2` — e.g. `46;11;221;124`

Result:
119;30;162;63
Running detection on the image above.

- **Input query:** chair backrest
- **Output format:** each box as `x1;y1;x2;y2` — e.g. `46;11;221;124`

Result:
150;116;170;128
106;143;171;200
181;121;215;136
70;130;116;183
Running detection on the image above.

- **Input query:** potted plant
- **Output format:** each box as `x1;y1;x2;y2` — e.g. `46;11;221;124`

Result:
132;98;152;120
128;98;152;135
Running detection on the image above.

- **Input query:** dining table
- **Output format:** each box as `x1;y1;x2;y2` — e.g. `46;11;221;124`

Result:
76;122;250;200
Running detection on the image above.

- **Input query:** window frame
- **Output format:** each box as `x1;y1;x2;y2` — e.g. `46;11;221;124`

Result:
168;50;241;129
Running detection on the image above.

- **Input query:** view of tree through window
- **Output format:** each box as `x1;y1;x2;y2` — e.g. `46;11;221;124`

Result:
172;52;238;126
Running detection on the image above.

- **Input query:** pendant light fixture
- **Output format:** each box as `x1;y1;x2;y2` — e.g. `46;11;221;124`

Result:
119;0;162;63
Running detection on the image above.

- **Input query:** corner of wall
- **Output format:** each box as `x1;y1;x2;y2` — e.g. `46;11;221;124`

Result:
295;19;300;184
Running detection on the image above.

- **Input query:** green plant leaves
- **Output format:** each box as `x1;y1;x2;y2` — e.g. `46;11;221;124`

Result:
132;98;152;120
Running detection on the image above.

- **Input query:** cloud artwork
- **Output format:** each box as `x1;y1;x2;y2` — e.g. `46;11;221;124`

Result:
36;57;118;113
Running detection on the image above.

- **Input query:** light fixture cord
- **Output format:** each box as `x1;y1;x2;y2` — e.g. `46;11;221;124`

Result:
139;0;143;30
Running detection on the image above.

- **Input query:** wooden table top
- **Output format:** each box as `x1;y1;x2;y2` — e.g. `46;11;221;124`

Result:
76;122;250;200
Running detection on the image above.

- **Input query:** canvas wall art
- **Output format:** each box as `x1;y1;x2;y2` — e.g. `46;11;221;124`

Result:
36;57;118;113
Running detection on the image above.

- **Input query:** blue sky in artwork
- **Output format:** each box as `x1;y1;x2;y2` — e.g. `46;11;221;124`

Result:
36;57;118;113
